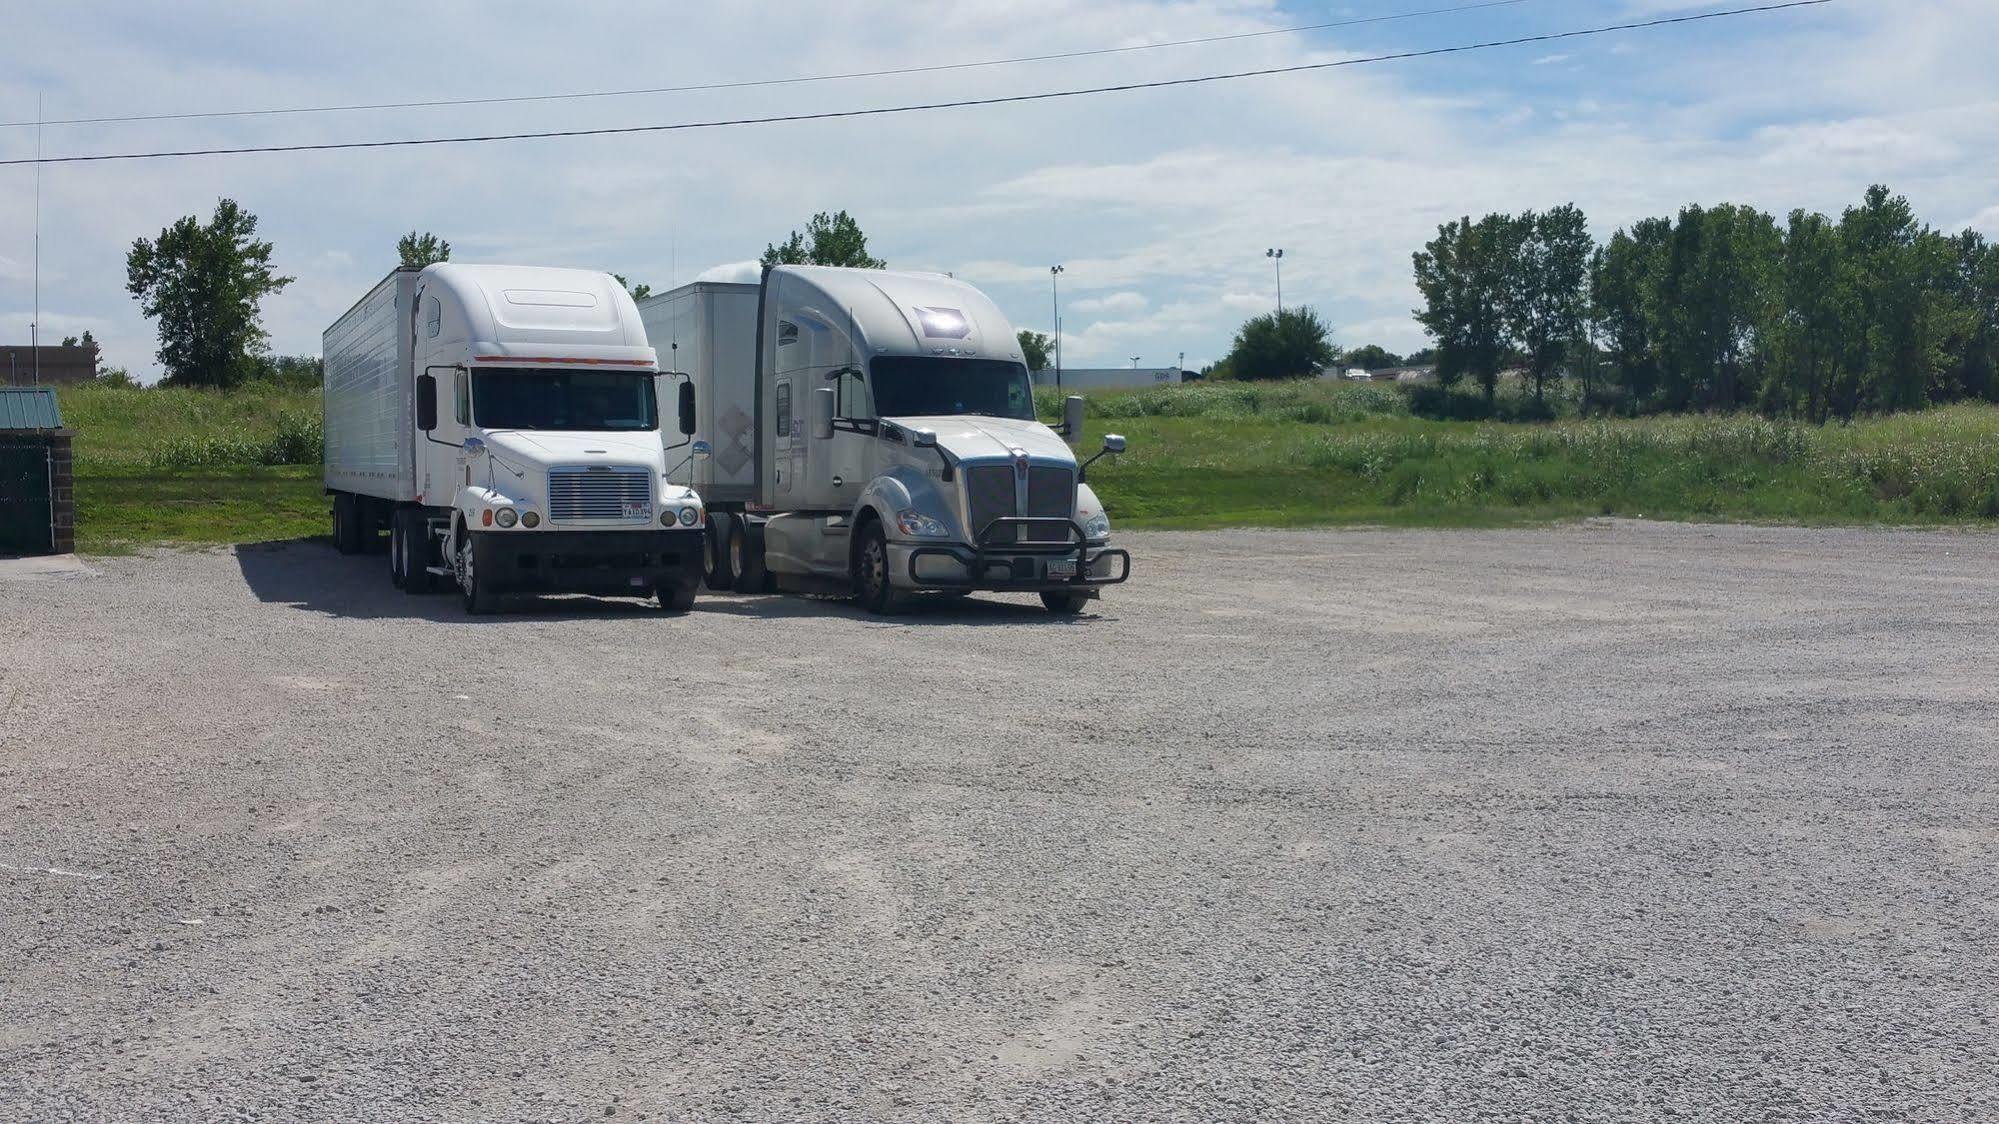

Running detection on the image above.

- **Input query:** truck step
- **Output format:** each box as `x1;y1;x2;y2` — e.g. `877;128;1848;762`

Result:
424;565;454;577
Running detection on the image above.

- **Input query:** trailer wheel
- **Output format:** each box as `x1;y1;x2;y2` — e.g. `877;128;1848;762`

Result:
459;533;497;615
852;521;904;615
1040;591;1090;615
735;519;774;595
704;513;737;592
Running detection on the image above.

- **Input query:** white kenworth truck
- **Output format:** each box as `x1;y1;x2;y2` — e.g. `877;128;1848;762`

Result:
637;265;1129;614
323;263;707;614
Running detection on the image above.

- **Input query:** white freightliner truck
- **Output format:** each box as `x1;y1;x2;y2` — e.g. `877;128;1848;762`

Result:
322;263;707;613
637;265;1130;614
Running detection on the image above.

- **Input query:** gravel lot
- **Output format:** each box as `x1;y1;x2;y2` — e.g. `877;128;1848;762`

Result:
3;521;1996;1123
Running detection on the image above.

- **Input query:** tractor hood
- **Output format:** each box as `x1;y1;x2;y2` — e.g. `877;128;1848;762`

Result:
887;415;1075;465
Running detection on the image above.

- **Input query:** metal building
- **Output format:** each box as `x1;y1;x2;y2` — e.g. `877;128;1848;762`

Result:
0;387;75;555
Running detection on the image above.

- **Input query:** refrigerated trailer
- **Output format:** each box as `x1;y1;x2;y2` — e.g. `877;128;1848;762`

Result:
322;264;707;613
637;265;1130;615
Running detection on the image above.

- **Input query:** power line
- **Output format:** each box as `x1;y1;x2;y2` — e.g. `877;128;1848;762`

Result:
0;2;1833;168
0;0;1537;130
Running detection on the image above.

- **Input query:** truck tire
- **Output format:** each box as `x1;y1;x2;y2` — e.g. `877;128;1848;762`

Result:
389;512;408;589
459;532;497;615
852;521;905;615
658;582;697;613
735;518;773;595
704;513;737;592
1041;591;1090;615
332;493;362;555
396;510;436;594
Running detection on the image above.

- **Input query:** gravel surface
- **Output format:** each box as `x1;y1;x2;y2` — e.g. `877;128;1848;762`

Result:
3;521;1996;1122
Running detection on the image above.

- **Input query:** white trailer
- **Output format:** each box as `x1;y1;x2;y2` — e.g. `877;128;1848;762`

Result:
638;265;1130;614
323;263;707;613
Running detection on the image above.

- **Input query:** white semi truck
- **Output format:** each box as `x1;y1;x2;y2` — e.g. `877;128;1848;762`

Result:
637;265;1130;614
323;263;707;613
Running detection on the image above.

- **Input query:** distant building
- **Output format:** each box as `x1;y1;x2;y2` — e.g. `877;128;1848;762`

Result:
1378;365;1438;383
1032;367;1186;391
0;344;100;387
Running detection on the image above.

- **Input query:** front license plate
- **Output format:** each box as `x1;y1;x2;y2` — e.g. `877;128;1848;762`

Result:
623;502;652;520
1046;559;1078;580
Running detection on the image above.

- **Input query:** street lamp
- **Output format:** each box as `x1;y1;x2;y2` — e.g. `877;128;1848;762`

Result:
1266;248;1284;315
1130;356;1141;370
1049;265;1065;391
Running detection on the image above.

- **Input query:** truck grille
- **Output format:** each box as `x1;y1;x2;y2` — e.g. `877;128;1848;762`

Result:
964;463;1074;545
1025;466;1076;542
547;465;653;524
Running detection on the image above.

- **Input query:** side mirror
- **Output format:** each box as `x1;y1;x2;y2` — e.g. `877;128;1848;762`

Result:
416;373;438;431
677;380;696;435
691;439;711;461
1102;434;1126;454
1078;432;1125;483
462;436;486;456
1062;395;1085;443
911;428;938;449
813;386;836;440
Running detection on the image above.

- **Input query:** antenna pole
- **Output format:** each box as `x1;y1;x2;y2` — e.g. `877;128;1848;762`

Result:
32;92;43;385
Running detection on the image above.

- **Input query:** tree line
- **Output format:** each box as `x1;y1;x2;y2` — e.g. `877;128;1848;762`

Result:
1413;185;1999;420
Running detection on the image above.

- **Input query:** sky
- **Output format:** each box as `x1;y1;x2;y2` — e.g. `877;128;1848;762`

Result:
3;1;1996;381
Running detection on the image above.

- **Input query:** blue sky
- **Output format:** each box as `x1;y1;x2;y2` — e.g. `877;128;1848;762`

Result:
4;1;1995;380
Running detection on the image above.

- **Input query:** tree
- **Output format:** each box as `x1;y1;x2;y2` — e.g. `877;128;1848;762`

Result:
1413;214;1520;400
60;330;97;349
612;274;653;301
1017;329;1054;372
126;199;294;389
1589;219;1669;410
1503;204;1593;404
1221;307;1336;381
396;231;451;268
1344;344;1402;370
761;210;886;268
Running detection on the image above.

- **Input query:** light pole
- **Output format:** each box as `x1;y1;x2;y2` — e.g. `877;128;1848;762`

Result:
1049;265;1064;391
1266;248;1284;315
1129;356;1140;370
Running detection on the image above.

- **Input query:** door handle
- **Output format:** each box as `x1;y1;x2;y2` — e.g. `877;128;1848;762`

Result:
832;475;845;487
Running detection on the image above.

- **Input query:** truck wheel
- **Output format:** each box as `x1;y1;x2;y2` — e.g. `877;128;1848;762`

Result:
398;510;436;594
704;513;737;591
658;583;697;613
1040;591;1090;615
735;518;773;595
852;521;905;615
389;514;408;589
459;533;497;615
332;493;362;555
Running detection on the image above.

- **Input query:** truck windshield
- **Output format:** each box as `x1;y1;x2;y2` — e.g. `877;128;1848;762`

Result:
471;369;658;431
868;357;1035;421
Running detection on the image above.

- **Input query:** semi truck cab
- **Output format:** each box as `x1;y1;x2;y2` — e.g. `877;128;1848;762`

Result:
642;265;1130;614
324;264;706;613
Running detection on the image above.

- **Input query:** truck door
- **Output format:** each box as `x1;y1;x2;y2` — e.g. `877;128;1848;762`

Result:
821;326;870;510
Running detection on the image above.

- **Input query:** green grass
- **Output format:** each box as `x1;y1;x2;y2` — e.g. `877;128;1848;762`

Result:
57;384;331;552
52;381;1999;552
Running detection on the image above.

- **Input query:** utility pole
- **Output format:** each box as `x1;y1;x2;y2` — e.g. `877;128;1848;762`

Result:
1266;248;1284;316
1049;265;1064;391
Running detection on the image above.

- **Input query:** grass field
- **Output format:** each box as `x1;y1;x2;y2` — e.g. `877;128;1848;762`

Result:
51;381;1999;552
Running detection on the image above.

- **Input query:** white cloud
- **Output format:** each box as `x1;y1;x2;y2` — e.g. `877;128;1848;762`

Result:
1533;54;1571;66
1071;290;1148;315
0;0;1992;377
695;260;762;285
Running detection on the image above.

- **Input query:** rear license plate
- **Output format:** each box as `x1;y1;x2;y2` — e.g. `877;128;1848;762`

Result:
1046;559;1078;580
623;502;652;520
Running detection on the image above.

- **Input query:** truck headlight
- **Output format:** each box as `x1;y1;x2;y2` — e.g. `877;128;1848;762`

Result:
1081;511;1110;541
896;509;950;538
494;507;519;528
520;511;540;528
678;506;700;526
